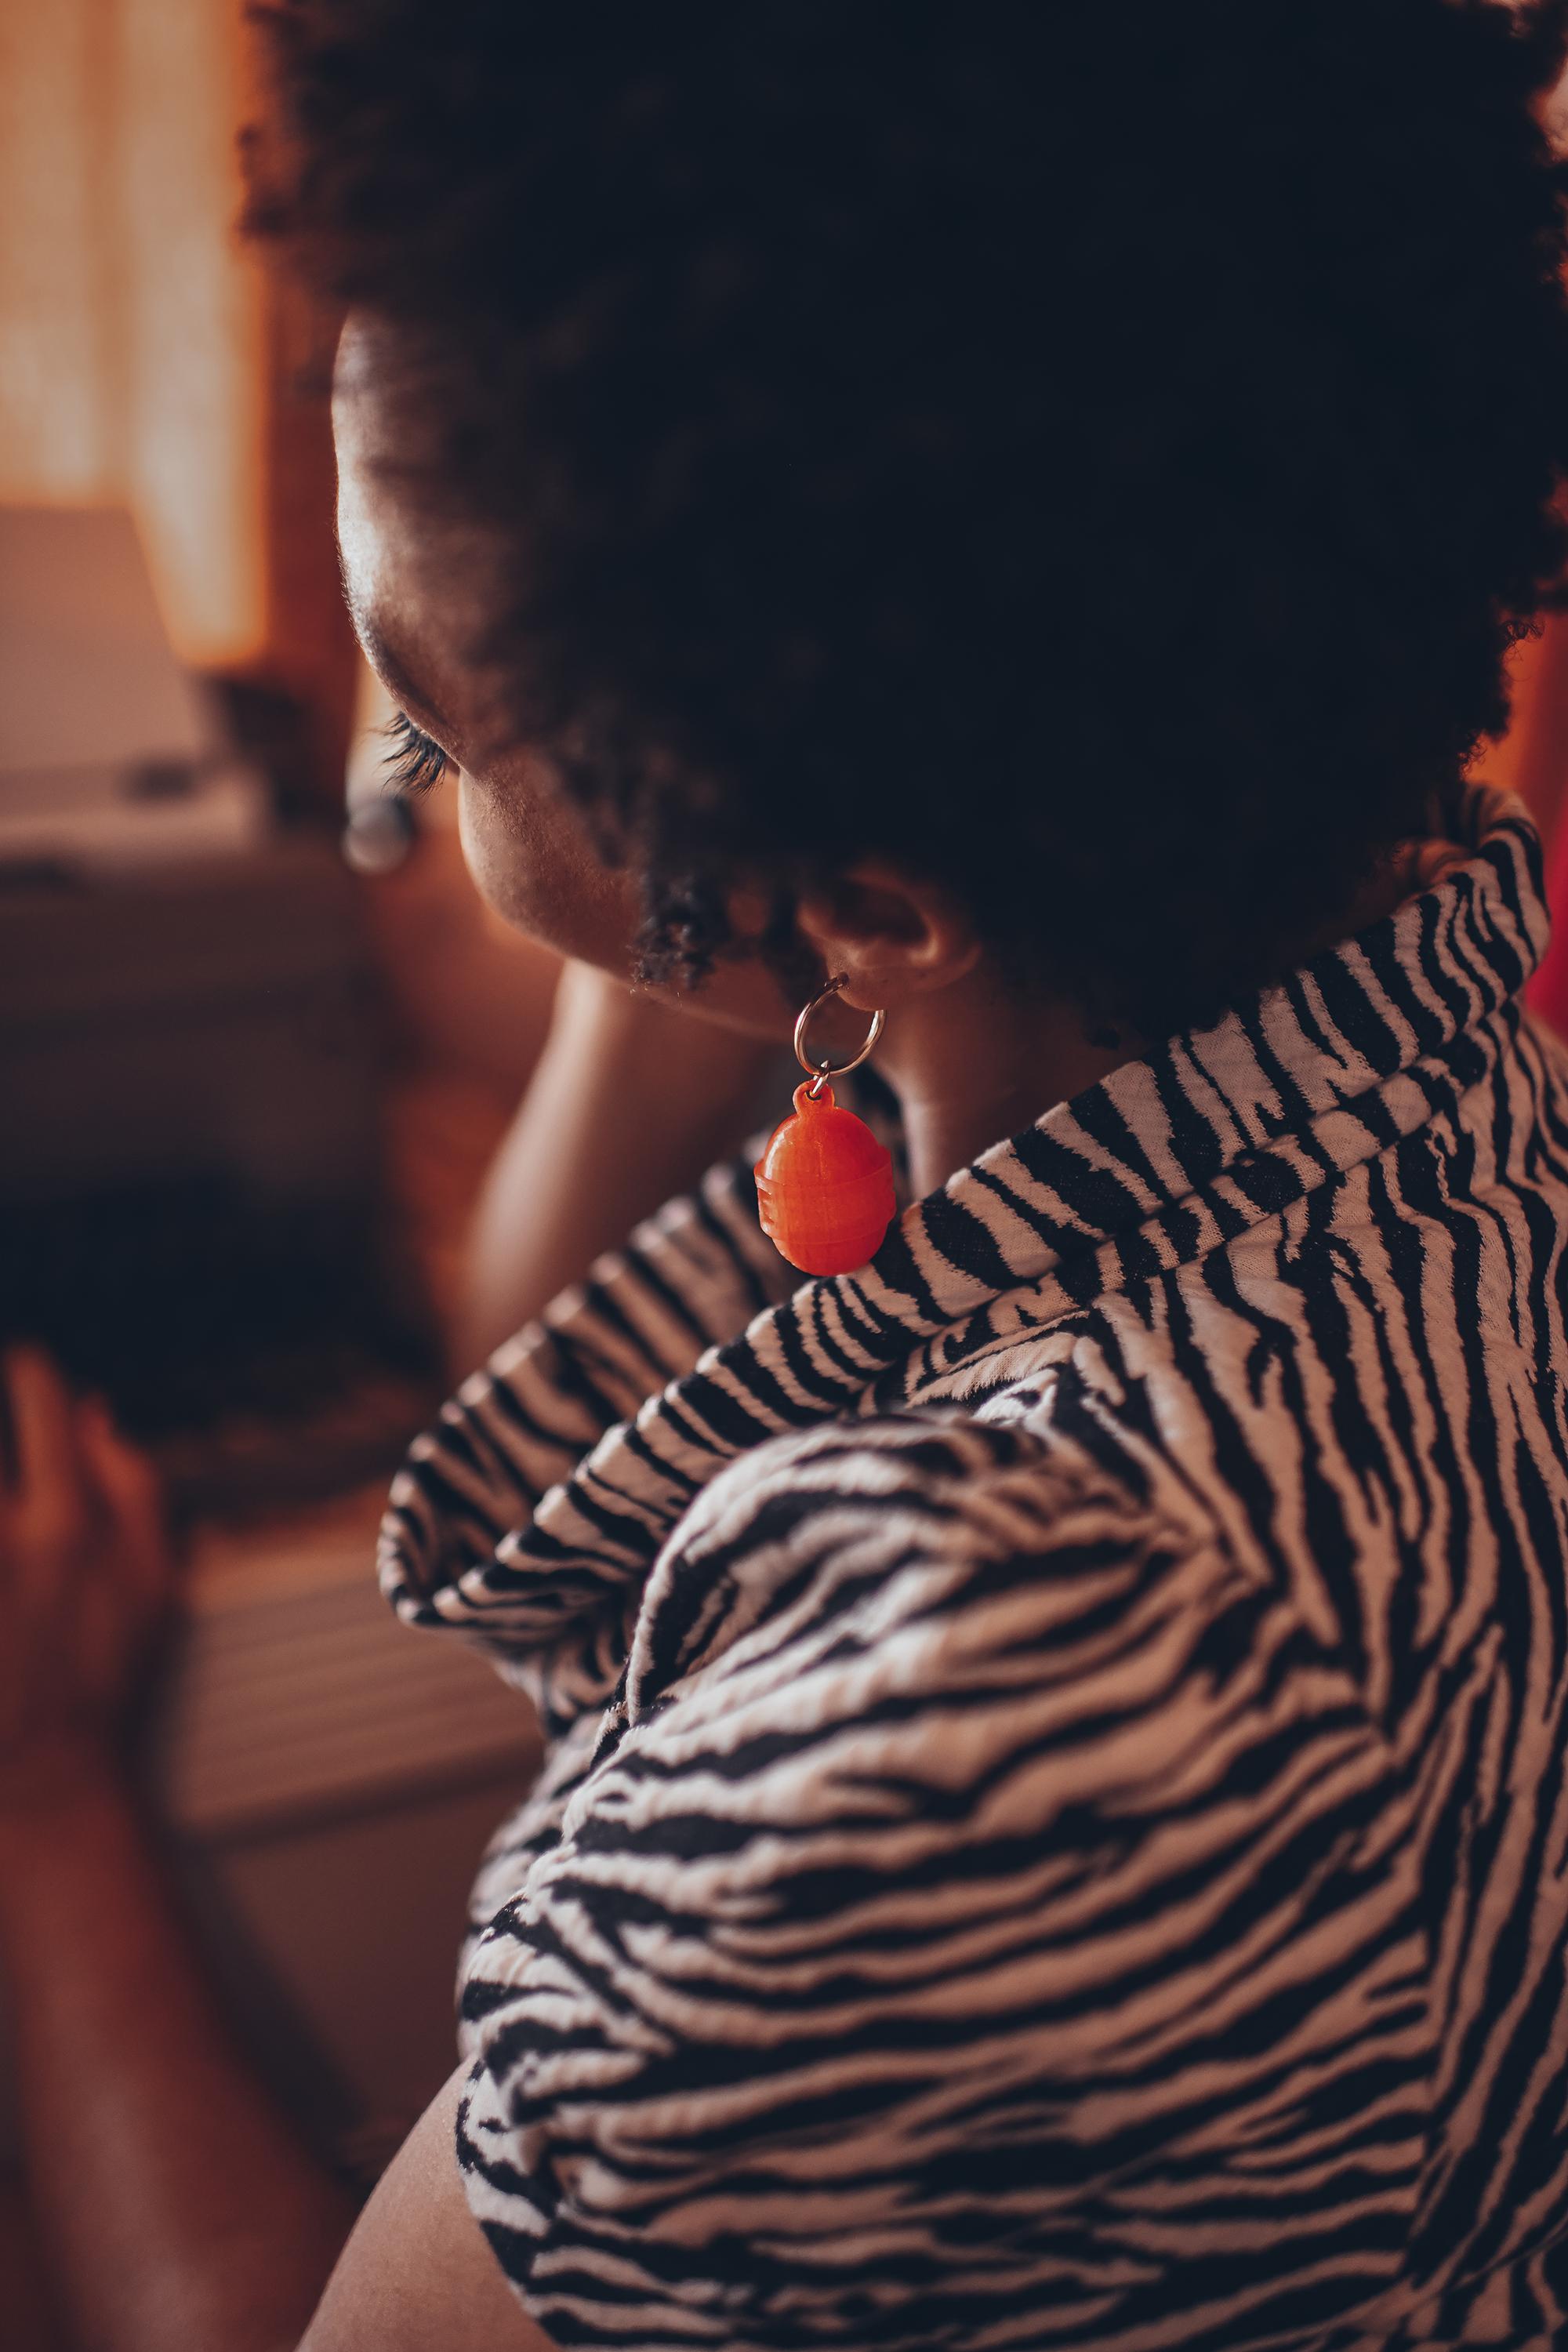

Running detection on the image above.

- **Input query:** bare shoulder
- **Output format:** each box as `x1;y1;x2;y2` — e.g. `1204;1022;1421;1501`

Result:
299;2065;554;2352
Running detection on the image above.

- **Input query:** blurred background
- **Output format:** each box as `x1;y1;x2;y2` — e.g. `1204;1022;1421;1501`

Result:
5;0;1568;2195
0;0;572;2190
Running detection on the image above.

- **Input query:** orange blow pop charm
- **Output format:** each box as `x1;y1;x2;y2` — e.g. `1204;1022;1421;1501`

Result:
755;975;896;1276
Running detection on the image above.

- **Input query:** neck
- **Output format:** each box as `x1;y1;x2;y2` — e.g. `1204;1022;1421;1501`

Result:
876;844;1455;1200
873;966;1134;1200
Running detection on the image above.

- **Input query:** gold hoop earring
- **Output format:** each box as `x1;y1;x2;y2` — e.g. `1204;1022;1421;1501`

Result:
792;973;885;1098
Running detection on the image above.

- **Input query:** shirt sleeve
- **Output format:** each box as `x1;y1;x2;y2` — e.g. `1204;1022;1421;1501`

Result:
379;1146;794;1737
452;1412;1435;2350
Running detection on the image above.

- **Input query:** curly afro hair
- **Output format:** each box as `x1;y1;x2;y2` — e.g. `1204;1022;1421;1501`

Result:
248;0;1568;1037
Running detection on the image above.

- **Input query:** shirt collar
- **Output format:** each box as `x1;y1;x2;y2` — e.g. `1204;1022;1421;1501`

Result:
862;782;1544;1321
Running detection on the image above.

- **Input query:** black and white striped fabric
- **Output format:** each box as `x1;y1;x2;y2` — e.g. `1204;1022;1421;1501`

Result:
381;782;1568;2350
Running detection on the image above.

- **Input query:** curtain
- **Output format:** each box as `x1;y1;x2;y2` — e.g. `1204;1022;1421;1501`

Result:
0;0;264;669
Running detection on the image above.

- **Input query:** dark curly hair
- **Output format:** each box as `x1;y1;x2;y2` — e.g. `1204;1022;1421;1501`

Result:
248;0;1568;1036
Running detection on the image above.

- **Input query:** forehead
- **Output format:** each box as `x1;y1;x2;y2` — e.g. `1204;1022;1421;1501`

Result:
333;313;494;741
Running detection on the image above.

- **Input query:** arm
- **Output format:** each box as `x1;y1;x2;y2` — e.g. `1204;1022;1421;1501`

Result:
0;1352;554;2352
456;960;781;1367
0;1759;354;2352
299;2064;556;2352
0;1352;357;2352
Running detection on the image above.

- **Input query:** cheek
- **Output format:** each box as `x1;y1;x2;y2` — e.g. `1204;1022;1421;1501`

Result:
456;766;799;1044
457;767;640;971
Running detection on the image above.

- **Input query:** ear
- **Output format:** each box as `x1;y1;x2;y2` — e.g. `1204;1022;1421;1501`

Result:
794;863;983;1012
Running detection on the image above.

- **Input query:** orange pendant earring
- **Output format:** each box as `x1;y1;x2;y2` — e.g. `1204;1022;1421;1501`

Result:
754;975;897;1276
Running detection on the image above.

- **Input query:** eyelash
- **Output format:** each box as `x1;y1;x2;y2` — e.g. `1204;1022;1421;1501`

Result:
380;710;452;795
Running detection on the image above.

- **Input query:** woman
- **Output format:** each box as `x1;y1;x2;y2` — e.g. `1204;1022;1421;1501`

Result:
8;2;1568;2345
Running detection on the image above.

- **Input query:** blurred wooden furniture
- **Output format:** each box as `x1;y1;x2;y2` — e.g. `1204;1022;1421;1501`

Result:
151;1476;540;2186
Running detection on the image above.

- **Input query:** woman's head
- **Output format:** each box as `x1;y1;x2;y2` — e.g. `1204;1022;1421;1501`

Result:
253;0;1568;1039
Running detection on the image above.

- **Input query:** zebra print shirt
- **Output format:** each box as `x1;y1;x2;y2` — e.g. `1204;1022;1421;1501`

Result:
381;782;1568;2350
